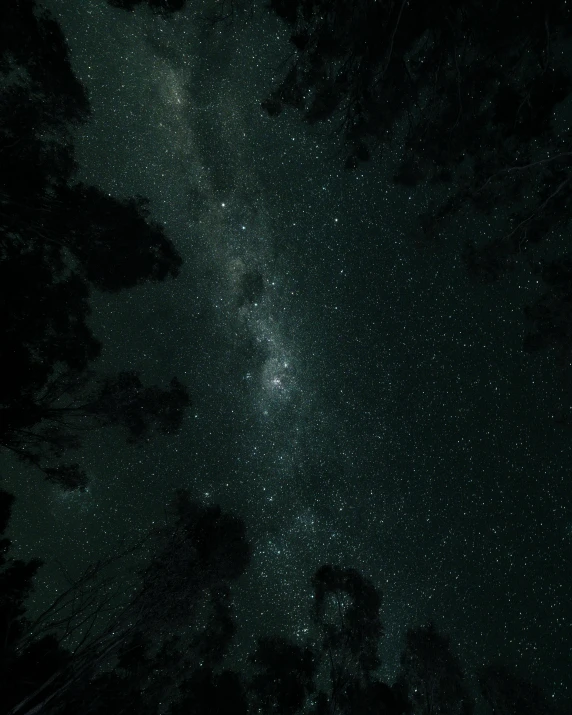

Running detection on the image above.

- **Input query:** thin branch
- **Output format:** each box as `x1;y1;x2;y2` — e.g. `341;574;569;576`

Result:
19;534;151;654
505;177;571;243
476;152;572;193
374;0;409;87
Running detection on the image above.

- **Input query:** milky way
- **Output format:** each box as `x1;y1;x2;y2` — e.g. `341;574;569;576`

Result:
9;0;571;702
69;2;354;645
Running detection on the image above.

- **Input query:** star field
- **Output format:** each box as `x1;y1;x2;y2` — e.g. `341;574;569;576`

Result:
2;0;571;709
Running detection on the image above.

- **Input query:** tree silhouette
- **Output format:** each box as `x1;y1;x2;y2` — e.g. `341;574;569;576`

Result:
241;564;408;715
394;621;474;715
27;183;183;293
1;0;189;489
134;489;252;635
2;488;251;715
1;490;562;715
1;369;190;489
247;635;318;714
477;663;557;715
312;565;382;681
0;490;72;715
264;0;572;179
523;256;572;361
305;564;410;715
262;0;572;378
170;667;248;715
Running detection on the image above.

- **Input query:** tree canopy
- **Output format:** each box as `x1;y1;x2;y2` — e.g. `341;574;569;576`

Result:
0;0;189;489
1;2;568;713
1;487;562;715
261;0;572;414
107;0;572;395
394;621;473;715
0;488;251;715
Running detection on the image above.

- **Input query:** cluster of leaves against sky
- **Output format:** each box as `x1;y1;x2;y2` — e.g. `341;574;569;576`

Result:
262;0;572;380
0;487;564;715
110;0;572;414
0;0;189;489
1;0;572;713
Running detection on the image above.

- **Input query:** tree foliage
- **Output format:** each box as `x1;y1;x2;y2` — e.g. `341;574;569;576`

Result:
248;635;317;714
1;367;190;489
0;490;72;715
0;490;563;715
394;622;474;715
134;489;252;635
307;564;411;715
260;0;572;416
477;663;557;715
0;489;251;715
0;0;188;489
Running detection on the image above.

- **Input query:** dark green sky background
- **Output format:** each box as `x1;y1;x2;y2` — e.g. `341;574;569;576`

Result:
2;0;571;707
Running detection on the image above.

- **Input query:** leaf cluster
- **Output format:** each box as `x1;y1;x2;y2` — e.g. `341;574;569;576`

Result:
0;1;189;488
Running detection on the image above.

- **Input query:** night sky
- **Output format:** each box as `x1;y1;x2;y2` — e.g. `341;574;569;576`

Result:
2;0;571;708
